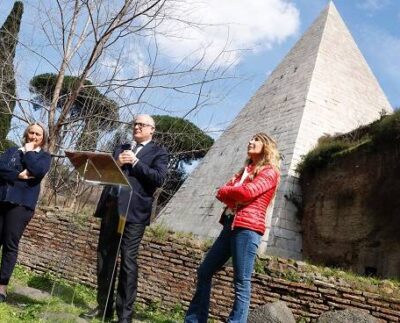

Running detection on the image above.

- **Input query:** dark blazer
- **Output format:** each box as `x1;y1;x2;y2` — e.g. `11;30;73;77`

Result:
0;147;52;210
94;141;168;225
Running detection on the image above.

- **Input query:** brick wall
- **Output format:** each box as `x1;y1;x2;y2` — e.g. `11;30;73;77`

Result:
18;211;400;322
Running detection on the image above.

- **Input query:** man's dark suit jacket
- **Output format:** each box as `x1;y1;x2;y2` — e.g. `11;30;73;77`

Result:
94;141;168;225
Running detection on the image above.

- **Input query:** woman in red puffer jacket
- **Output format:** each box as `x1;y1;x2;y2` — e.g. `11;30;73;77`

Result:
185;132;280;323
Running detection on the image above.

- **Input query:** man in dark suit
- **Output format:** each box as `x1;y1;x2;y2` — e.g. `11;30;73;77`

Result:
82;114;168;323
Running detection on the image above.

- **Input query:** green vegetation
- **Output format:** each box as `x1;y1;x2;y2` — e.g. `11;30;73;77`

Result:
370;109;400;146
281;269;304;283
134;301;185;323
296;110;400;175
152;115;214;210
0;138;17;152
30;73;119;151
254;257;266;275
152;115;214;162
253;256;400;299
0;266;96;322
301;264;400;298
296;136;354;174
147;223;172;241
146;223;213;252
0;265;184;322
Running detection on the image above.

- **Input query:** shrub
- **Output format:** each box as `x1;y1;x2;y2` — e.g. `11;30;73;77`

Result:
296;137;353;174
0;138;17;152
254;257;266;274
370;110;400;147
146;224;171;240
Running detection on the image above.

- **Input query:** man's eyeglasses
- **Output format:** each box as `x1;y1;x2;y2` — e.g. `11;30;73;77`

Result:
133;122;154;128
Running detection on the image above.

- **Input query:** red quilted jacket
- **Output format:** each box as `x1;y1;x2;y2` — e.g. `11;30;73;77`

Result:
216;164;280;235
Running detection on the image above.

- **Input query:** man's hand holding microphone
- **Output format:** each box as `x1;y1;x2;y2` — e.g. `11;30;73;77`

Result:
117;143;138;167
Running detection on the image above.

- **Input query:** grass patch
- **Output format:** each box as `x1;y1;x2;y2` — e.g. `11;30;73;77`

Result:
301;262;400;298
147;223;172;240
135;301;185;323
2;266;99;322
147;223;215;252
282;269;303;283
1;265;184;322
296;137;354;174
254;256;266;274
252;257;400;298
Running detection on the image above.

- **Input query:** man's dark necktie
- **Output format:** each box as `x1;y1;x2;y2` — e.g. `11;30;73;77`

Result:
133;143;142;154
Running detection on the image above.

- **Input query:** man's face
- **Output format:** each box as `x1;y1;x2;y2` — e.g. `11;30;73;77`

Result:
133;116;154;143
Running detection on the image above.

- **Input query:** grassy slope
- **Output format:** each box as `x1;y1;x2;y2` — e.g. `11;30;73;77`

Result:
0;265;184;323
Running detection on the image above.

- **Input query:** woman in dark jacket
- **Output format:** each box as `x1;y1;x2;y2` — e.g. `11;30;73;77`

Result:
0;122;51;302
185;132;280;323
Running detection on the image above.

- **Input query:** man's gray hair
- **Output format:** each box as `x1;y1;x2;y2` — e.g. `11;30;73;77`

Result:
134;114;155;127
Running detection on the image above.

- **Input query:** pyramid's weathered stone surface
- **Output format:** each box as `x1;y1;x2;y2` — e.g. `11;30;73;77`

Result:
157;2;393;259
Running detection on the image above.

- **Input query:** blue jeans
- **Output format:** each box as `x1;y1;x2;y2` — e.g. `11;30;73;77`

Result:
185;218;262;323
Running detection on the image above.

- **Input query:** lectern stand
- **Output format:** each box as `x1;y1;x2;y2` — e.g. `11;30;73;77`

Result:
60;150;132;322
65;150;130;187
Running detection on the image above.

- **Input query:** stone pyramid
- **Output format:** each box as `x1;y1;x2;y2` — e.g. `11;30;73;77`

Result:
157;2;393;259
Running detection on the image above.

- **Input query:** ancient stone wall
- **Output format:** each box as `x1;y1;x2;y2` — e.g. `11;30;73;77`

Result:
18;211;400;322
301;143;400;280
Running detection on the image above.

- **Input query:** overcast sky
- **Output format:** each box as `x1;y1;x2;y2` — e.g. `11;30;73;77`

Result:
1;0;399;138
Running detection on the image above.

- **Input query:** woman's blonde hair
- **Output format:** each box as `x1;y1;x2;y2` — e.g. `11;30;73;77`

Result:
240;132;280;180
22;122;49;151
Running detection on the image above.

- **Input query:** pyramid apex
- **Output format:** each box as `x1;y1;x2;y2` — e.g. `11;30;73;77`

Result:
326;1;339;13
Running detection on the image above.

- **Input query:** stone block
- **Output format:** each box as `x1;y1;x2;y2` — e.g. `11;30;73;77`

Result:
248;301;296;323
317;308;379;323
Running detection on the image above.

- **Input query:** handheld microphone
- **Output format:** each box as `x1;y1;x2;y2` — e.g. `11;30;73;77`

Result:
121;143;131;151
121;141;137;152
